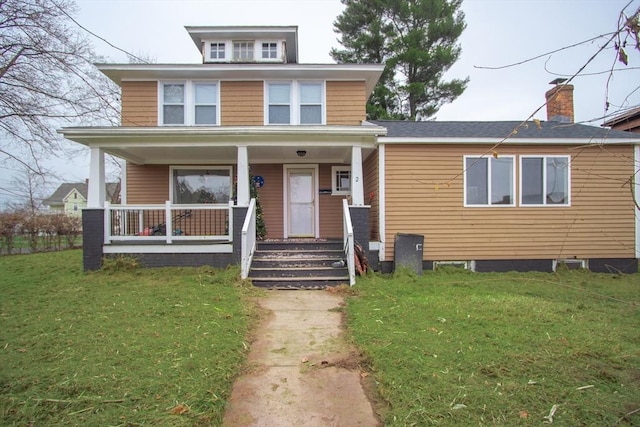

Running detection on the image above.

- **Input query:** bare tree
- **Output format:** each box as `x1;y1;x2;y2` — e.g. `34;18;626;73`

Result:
0;0;119;175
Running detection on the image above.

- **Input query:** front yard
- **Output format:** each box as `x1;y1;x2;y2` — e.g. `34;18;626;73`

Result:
346;268;640;425
1;251;638;426
0;251;257;426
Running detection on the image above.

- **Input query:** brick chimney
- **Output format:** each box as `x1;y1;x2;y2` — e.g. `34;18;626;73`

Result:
545;79;574;123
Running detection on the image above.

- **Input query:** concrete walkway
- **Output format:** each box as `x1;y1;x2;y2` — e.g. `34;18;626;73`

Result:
223;290;380;427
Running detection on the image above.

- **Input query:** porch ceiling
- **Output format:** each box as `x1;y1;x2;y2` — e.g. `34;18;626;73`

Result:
104;144;376;164
58;125;385;165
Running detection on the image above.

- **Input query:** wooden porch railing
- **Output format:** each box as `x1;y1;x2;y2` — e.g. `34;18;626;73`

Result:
104;201;233;244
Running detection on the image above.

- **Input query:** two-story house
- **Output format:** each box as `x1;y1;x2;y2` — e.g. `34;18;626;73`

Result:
61;25;639;283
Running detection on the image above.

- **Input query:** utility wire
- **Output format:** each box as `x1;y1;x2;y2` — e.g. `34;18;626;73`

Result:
52;0;150;64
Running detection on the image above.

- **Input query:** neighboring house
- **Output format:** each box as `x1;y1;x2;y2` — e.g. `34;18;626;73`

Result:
603;106;640;133
59;25;640;280
43;182;120;216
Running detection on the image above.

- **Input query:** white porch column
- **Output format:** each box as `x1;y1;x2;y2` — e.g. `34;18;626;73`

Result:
351;145;364;206
236;145;250;207
87;147;105;208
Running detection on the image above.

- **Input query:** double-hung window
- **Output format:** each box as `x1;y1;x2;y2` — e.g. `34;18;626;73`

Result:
267;83;291;124
464;155;515;206
299;83;323;124
171;167;232;204
194;83;217;125
520;156;570;206
233;41;254;61
265;81;324;125
160;81;219;125
161;83;185;125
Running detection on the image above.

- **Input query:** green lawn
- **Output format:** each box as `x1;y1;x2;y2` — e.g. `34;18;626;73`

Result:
2;252;638;426
0;251;258;426
345;268;640;426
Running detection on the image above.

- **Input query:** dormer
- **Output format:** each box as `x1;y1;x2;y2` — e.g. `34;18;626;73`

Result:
185;26;299;64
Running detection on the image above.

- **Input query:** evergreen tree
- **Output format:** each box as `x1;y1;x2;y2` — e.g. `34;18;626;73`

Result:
331;0;469;120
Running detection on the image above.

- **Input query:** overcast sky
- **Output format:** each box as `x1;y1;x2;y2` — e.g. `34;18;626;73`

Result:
2;0;639;207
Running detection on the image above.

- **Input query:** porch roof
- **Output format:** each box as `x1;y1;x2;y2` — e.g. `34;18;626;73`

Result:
58;124;386;165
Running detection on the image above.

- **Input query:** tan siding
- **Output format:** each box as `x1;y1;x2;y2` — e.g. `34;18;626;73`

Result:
319;164;345;238
121;81;157;126
326;81;366;125
126;164;169;203
252;164;284;239
221;81;263;126
364;150;379;240
384;144;636;261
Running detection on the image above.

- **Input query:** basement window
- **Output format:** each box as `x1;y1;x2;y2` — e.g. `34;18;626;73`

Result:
553;259;587;271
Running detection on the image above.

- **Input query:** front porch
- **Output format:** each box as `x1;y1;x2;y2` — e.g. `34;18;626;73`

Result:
83;198;371;287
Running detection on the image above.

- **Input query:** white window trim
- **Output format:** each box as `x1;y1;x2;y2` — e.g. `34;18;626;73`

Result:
158;81;220;126
264;80;326;125
463;155;516;207
519;155;571;207
206;41;227;61
331;166;351;195
259;40;280;61
169;166;233;204
159;81;186;125
232;40;255;61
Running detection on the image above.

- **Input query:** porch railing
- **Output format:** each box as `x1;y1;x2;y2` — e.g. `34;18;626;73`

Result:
240;198;257;279
104;201;233;244
342;199;356;286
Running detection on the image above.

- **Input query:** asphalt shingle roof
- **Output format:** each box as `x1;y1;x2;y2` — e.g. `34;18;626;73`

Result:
372;120;639;140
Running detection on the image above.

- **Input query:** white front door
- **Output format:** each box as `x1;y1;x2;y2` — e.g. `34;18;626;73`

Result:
285;166;317;237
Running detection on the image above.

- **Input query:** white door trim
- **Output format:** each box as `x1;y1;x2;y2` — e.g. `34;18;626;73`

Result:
283;164;319;238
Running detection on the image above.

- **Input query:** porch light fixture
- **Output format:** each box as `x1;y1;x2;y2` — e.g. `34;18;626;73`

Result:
296;150;306;157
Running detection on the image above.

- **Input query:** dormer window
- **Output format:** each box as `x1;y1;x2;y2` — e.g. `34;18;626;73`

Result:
262;42;278;59
210;42;225;60
233;41;254;61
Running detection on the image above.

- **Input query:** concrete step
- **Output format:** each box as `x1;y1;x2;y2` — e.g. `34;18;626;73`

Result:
250;276;350;289
251;258;344;268
249;240;348;289
250;266;348;279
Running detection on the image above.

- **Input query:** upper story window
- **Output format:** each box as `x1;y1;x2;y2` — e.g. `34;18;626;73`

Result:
162;83;185;125
210;42;225;60
267;83;291;124
520;156;570;206
464;155;515;206
265;81;325;125
160;81;219;126
262;42;278;59
194;83;217;125
233;41;254;61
